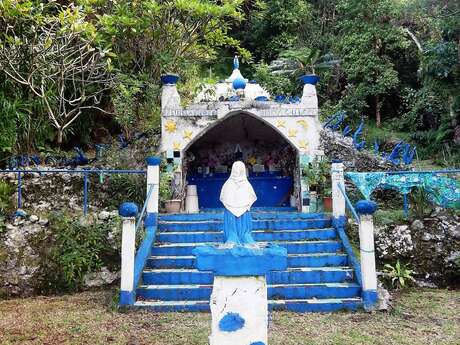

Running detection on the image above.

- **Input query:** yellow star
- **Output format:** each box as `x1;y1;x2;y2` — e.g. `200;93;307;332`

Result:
276;120;286;128
183;130;193;140
298;140;309;151
288;128;298;138
297;119;309;130
173;141;181;150
164;120;177;133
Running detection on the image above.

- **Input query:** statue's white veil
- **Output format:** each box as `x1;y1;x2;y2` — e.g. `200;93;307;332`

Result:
220;161;257;217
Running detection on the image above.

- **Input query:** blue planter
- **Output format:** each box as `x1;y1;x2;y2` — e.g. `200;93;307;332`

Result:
255;96;269;102
161;74;180;85
299;74;320;85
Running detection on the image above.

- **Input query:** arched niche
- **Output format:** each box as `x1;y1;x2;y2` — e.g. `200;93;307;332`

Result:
183;111;300;209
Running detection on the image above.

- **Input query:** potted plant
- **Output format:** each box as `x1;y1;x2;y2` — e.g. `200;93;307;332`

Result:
159;165;183;214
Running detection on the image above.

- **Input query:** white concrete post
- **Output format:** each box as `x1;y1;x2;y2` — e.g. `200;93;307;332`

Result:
301;83;318;109
355;200;378;310
331;160;345;218
146;157;161;214
119;202;139;306
161;74;181;111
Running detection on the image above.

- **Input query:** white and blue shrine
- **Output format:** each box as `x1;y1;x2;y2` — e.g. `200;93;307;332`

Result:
160;56;322;211
117;57;380;323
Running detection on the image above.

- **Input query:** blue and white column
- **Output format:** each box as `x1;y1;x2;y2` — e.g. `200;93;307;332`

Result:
119;202;139;305
194;246;287;345
355;200;378;310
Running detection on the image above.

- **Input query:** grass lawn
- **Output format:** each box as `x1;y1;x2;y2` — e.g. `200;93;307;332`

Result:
0;289;459;345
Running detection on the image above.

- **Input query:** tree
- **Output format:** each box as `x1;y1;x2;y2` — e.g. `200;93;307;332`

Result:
0;3;113;144
336;0;409;127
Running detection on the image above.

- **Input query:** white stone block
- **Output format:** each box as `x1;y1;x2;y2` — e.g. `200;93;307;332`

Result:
210;276;268;345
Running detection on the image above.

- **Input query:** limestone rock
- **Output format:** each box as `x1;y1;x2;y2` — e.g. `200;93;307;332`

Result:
83;267;119;288
29;215;39;223
98;211;111;221
411;219;424;231
376;282;392;311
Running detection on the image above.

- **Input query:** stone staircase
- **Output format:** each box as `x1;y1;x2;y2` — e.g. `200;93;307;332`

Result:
134;210;363;312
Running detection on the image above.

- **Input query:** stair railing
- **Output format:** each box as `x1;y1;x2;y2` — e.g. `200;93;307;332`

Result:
119;156;161;306
331;160;378;310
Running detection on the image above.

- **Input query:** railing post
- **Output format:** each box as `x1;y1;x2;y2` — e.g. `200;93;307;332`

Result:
146;157;161;215
331;159;345;217
119;202;139;306
355;200;378;311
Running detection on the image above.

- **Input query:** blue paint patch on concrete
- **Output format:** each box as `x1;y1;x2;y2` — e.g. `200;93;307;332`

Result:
119;202;138;217
362;289;378;310
119;290;135;306
219;312;245;332
355;200;378;215
146;156;161;166
193;244;287;276
250;342;266;345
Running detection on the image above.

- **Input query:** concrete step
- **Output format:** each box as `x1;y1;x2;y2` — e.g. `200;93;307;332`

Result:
156;228;337;243
142;267;355;285
151;240;343;256
146;253;348;269
136;282;361;301
158;219;332;232
159;212;327;222
133;297;362;313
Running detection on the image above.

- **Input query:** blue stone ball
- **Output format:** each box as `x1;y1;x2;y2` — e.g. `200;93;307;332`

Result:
232;77;246;90
355;200;378;215
119;202;139;217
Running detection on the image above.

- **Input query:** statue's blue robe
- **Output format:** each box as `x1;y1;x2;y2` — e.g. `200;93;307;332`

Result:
223;209;255;245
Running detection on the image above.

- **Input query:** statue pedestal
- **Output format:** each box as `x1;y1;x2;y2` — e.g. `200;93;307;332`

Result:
193;245;287;345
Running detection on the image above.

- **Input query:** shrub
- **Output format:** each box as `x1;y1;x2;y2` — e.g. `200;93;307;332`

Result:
106;174;146;208
0;180;13;216
39;212;121;293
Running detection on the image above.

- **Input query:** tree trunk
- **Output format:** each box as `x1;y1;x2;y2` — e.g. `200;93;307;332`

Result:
375;95;382;128
57;128;63;146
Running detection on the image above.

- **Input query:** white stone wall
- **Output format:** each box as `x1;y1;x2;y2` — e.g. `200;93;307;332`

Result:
160;107;321;158
209;276;268;345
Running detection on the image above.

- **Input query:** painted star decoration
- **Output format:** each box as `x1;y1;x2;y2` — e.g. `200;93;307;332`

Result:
173;141;182;151
183;130;193;141
276;120;286;128
164;120;177;133
288;128;298;138
297;119;309;130
298;140;309;151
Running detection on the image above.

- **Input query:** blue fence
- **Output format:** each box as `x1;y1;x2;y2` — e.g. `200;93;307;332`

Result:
0;169;146;216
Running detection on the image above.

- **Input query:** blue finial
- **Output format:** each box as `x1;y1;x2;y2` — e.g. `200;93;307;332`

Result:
233;55;239;70
355;200;378;215
119;202;138;217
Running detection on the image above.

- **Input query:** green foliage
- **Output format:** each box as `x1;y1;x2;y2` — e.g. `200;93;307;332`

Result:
383;260;416;289
409;187;433;219
40;213;121;293
373;209;406;227
253;63;299;96
106;174;146;208
0;180;13;216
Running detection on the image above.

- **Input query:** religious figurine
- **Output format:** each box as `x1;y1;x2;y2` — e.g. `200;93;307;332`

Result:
220;161;257;246
233;55;239;70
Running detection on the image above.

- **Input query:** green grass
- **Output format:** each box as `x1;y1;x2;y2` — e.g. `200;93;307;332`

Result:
0;289;459;344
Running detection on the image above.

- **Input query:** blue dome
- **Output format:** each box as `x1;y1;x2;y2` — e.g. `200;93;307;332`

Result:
232;77;246;90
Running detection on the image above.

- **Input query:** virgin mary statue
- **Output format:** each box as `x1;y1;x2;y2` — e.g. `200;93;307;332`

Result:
220;161;257;246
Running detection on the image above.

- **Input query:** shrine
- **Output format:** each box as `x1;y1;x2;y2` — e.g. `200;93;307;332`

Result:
160;57;323;211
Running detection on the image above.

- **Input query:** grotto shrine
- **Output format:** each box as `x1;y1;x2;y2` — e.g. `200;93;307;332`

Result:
160;57;323;211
